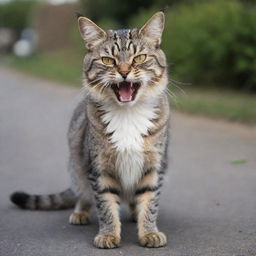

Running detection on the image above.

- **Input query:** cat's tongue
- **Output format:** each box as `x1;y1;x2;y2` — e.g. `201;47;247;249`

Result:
118;81;134;102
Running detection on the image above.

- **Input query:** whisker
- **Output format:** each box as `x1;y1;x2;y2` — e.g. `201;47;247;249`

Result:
100;81;110;93
166;88;182;107
77;80;107;100
166;88;177;100
168;81;187;97
168;77;190;96
169;77;191;86
146;78;181;106
86;78;103;88
79;77;103;94
92;81;105;90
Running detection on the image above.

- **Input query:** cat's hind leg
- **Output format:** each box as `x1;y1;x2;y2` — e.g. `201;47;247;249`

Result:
129;202;137;222
69;196;92;225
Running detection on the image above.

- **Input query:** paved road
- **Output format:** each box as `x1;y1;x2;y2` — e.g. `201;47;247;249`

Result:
0;66;256;256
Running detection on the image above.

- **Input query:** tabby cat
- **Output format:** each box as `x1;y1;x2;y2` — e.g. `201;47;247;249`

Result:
10;11;170;249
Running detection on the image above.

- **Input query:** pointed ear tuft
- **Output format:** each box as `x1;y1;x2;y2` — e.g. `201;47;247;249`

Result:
75;12;84;19
139;11;165;47
159;6;169;14
78;17;106;49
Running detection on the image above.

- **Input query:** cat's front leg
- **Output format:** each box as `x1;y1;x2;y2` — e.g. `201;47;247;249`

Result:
135;169;167;248
90;172;121;249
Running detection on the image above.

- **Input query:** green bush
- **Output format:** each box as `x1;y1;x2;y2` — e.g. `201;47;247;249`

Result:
79;0;195;26
80;0;156;26
0;0;35;33
132;0;256;91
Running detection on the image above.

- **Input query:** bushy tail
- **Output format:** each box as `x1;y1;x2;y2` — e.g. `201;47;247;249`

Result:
10;188;76;210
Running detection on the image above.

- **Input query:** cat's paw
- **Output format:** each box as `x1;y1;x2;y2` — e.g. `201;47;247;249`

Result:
94;234;121;249
69;212;89;225
139;232;167;248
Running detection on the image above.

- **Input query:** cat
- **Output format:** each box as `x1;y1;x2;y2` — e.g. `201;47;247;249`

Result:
10;11;170;249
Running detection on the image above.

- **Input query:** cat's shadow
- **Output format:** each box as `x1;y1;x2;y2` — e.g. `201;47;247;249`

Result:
66;207;187;247
9;204;190;249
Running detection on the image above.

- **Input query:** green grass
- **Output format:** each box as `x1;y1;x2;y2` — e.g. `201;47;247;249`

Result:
2;51;256;124
230;159;248;165
2;49;83;85
171;86;256;124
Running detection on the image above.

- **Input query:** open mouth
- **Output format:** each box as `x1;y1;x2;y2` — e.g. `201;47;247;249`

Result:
111;81;141;102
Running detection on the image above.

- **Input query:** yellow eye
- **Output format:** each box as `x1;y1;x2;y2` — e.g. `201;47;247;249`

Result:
133;54;146;64
102;57;115;65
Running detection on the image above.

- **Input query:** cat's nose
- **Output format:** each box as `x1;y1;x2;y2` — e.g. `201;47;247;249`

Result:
118;63;131;79
119;71;129;79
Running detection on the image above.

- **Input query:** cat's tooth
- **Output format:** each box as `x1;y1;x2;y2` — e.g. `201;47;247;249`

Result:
131;83;133;88
117;83;119;88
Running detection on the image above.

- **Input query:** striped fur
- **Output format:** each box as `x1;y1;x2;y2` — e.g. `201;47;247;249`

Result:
10;189;75;210
10;11;170;249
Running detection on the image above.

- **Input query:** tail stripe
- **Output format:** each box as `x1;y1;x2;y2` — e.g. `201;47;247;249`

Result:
10;189;76;210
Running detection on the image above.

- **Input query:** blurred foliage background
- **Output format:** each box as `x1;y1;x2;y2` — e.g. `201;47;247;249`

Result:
0;0;256;123
0;0;35;33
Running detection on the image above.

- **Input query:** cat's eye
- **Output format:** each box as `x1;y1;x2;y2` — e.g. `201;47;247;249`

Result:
102;57;115;65
133;54;147;64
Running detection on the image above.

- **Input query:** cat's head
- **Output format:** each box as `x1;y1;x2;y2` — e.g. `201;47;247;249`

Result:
78;12;168;106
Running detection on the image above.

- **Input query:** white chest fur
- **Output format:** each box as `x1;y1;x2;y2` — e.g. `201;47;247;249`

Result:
100;100;158;190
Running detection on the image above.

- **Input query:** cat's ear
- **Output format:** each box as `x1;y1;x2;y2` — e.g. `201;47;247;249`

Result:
77;15;106;49
139;11;165;47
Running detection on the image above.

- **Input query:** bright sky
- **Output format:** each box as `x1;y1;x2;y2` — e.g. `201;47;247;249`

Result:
0;0;78;4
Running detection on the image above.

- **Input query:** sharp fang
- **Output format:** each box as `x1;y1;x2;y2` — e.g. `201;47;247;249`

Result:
117;83;119;88
131;82;133;88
